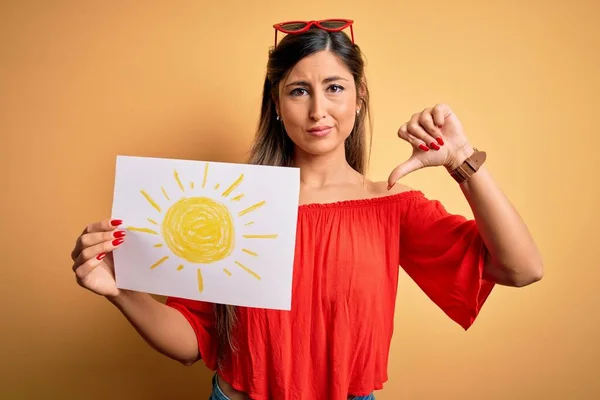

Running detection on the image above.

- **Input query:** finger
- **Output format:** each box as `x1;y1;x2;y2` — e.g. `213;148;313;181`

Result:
419;110;444;146
74;252;107;280
86;218;123;234
388;157;423;188
398;124;430;152
432;103;451;127
74;237;125;269
73;230;127;261
407;118;440;151
71;219;123;261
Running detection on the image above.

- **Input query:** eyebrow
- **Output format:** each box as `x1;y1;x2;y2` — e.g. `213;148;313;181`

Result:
284;76;349;88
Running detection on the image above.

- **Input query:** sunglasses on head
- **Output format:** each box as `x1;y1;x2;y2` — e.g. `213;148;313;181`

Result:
272;19;355;47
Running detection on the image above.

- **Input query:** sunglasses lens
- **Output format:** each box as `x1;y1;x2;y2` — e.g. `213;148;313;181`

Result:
320;20;348;29
280;22;308;31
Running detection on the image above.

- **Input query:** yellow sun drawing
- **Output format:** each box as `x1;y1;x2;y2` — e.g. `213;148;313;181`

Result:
126;162;278;293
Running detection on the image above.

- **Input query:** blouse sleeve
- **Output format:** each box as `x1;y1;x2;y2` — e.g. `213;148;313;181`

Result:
399;191;495;330
165;296;218;367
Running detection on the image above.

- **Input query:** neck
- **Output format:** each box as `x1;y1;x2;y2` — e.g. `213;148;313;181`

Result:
292;145;359;188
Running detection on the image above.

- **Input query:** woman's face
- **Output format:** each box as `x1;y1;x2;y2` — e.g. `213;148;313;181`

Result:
277;50;359;159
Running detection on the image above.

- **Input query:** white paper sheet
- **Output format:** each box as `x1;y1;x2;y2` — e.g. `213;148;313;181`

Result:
111;155;300;310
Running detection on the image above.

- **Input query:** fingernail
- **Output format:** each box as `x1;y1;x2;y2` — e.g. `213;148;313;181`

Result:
96;253;106;261
387;182;395;190
110;219;123;226
112;238;124;246
419;144;430;151
430;141;440;150
436;137;444;146
113;231;126;238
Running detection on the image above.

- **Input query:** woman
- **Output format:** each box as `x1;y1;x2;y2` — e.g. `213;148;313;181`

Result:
70;20;543;400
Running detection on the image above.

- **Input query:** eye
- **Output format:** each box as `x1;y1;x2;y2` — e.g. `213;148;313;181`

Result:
290;88;308;96
328;84;345;93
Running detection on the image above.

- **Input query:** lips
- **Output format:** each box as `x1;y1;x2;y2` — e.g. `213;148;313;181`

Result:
307;126;333;137
307;125;332;132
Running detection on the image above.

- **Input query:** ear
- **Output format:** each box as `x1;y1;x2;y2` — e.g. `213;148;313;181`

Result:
271;93;280;116
356;80;367;112
357;79;367;103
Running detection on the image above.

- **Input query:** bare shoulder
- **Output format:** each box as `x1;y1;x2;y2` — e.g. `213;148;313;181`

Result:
367;180;414;198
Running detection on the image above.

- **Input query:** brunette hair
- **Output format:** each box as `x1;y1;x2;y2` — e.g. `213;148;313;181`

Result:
215;26;372;367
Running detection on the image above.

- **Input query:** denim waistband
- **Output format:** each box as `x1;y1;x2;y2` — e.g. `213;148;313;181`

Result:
210;373;231;400
209;373;375;400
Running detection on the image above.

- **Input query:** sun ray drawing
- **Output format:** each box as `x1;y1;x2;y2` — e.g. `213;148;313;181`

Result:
242;248;258;257
126;163;279;294
238;201;266;216
202;163;209;188
222;174;243;197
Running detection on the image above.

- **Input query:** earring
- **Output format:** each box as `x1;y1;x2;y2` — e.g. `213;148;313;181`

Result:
356;109;360;115
276;115;280;121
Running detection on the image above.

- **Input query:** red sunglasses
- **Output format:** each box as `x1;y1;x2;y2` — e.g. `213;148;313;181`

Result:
272;19;355;47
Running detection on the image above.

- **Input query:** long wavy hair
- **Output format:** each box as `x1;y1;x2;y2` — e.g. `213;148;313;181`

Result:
215;26;372;368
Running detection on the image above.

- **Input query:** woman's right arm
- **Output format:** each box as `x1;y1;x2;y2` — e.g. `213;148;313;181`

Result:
107;291;199;365
71;219;199;365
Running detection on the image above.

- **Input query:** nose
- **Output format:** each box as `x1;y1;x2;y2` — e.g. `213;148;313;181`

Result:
309;91;326;121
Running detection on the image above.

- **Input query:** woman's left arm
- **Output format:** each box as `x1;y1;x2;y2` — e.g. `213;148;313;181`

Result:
388;103;543;288
448;148;543;287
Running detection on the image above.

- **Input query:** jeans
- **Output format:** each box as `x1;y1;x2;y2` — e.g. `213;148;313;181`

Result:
209;373;375;400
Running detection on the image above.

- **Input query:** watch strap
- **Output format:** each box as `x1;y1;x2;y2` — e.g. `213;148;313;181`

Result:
450;148;487;184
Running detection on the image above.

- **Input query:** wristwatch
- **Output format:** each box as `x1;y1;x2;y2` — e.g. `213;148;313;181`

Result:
449;148;487;184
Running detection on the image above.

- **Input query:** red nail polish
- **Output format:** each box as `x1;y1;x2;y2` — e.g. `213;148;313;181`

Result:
112;238;124;246
113;231;126;238
110;219;123;226
436;137;444;146
96;253;106;261
430;141;440;150
419;144;430;151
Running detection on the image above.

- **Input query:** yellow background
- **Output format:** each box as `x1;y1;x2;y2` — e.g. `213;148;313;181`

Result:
2;0;598;398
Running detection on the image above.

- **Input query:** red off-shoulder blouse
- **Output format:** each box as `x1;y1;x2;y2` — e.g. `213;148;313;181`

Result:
166;190;495;399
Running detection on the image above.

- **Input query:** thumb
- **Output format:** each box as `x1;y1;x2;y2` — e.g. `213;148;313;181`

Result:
387;157;423;189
